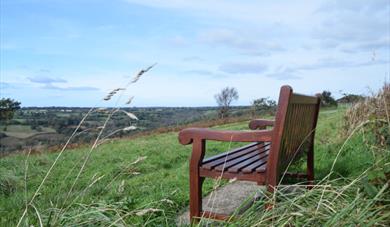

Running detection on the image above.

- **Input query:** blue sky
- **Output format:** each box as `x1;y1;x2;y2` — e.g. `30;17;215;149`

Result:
0;0;389;107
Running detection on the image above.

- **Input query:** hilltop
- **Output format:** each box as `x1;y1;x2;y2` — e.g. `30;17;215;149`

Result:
0;106;389;226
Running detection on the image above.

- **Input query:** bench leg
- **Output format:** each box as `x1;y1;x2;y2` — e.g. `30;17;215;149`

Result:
190;174;204;224
189;140;206;224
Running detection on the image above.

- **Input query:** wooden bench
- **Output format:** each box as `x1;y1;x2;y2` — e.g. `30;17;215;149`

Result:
178;85;321;222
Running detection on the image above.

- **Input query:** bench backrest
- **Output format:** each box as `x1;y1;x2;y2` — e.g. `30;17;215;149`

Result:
267;86;320;185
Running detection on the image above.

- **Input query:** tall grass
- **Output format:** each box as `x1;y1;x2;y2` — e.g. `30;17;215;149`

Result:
13;64;156;226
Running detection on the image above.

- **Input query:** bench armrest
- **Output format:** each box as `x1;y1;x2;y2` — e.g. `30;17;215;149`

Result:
249;119;275;130
178;128;273;145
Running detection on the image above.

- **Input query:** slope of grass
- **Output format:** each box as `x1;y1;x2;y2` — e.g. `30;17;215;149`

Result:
0;107;388;226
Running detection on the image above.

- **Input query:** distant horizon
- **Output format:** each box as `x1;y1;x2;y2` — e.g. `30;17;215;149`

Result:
6;82;385;108
19;105;248;109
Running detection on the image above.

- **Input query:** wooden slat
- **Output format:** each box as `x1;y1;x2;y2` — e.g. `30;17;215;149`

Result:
201;143;268;170
201;146;259;170
290;93;318;104
202;142;259;164
213;148;264;172
227;143;270;173
199;168;267;183
255;162;268;173
241;155;268;173
241;145;271;173
227;151;268;173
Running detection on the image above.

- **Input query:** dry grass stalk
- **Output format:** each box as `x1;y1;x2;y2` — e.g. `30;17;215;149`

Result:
344;82;390;146
135;208;162;216
17;64;156;226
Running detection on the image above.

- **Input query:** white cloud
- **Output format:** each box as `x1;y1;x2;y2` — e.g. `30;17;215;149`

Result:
42;84;99;91
28;76;67;84
219;61;268;74
199;28;285;56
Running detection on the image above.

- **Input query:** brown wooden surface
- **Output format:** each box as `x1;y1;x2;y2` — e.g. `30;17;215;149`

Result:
248;119;275;130
179;128;273;144
178;85;321;223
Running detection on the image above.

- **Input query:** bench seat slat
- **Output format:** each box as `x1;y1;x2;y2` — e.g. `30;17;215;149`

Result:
239;144;271;173
213;148;265;171
200;142;271;174
202;142;259;164
242;157;267;173
201;143;268;170
255;163;268;173
227;150;269;173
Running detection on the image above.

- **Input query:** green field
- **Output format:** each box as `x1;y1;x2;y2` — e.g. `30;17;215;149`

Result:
1;106;253;155
0;125;56;139
0;108;389;226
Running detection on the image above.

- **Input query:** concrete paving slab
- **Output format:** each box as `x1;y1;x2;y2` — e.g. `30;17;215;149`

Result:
176;181;266;226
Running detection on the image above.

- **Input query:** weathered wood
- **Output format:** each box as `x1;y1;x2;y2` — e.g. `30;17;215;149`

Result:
249;119;274;130
189;139;205;223
202;142;259;164
179;128;273;144
178;85;321;222
199;168;267;183
290;93;319;104
202;144;262;170
226;153;267;173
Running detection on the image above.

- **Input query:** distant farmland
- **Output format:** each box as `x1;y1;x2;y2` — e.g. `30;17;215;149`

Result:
0;106;253;156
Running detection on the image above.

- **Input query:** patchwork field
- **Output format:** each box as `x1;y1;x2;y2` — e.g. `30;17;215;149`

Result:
0;125;56;138
0;106;252;156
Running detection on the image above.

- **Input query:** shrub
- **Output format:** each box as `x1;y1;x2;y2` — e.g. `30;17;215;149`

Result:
343;82;390;147
251;97;277;116
316;91;338;107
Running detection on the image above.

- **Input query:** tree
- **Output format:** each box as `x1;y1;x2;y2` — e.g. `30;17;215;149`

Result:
315;91;337;107
337;93;365;104
0;98;21;130
214;87;239;119
251;97;277;116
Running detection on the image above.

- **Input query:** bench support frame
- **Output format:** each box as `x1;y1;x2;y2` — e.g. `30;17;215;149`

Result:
179;85;321;223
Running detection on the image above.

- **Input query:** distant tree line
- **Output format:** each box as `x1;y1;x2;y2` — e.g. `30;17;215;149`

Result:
0;98;21;131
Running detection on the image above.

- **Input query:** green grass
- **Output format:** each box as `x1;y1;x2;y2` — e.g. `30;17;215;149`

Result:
0;108;389;226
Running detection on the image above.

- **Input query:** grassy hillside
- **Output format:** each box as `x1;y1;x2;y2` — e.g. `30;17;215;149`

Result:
1;107;389;226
